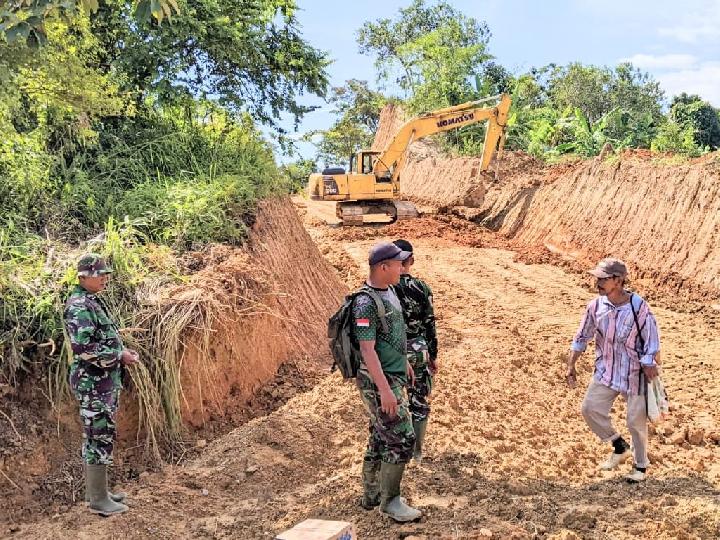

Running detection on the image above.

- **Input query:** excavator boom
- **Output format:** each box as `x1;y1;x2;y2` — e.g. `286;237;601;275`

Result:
374;93;512;181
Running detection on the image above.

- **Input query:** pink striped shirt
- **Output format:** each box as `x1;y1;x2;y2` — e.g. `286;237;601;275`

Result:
571;293;660;395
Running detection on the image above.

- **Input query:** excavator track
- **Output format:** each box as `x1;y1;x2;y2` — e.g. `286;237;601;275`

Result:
337;203;365;226
336;200;419;226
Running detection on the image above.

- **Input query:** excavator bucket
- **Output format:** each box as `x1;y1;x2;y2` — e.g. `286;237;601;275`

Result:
462;184;485;207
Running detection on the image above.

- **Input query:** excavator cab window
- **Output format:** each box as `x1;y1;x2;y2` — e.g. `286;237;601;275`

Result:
362;153;374;174
349;154;357;174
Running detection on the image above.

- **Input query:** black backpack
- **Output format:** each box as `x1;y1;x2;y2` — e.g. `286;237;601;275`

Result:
328;286;389;379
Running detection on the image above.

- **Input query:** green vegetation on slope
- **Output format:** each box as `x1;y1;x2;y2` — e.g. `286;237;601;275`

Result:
0;0;329;446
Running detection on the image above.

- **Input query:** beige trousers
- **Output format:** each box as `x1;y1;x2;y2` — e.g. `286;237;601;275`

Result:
581;378;649;468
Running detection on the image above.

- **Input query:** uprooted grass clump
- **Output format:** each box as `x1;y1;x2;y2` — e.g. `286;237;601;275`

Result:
0;214;270;461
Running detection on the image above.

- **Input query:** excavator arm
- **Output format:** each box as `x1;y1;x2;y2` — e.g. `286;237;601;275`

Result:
373;93;512;181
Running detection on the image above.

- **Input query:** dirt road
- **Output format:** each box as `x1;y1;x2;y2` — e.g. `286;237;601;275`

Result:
12;208;720;539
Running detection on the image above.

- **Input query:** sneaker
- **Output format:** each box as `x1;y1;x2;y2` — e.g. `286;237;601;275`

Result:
599;449;631;471
626;468;646;483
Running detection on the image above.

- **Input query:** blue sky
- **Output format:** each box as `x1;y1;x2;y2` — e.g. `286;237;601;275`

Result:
277;0;720;161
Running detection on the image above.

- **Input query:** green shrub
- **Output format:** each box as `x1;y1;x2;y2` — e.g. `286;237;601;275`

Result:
122;174;263;248
651;121;704;157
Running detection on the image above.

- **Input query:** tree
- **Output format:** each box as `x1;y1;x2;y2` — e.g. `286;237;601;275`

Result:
357;0;491;111
669;93;720;150
0;0;179;47
85;0;329;138
2;1;330;139
651;120;702;156
547;63;663;129
508;62;665;157
305;80;390;166
279;158;316;193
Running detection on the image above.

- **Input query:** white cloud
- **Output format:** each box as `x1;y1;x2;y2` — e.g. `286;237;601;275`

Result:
657;0;720;43
620;54;698;70
657;62;720;105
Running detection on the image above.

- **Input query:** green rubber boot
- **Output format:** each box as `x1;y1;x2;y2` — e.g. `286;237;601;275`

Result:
86;464;129;516
412;419;428;464
84;464;126;503
360;460;381;509
379;462;422;522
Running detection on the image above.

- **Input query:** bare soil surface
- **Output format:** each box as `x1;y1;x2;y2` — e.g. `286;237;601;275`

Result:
9;201;719;540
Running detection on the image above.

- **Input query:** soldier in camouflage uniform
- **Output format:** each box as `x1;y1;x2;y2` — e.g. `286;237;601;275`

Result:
392;239;438;464
353;242;422;523
64;253;140;516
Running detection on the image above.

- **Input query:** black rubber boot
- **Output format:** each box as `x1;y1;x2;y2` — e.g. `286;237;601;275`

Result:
87;464;129;516
379;462;422;522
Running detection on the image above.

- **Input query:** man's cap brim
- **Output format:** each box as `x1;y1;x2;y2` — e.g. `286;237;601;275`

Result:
390;250;412;262
589;268;613;278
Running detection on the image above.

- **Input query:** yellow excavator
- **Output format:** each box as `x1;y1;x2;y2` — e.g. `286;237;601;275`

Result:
307;93;512;226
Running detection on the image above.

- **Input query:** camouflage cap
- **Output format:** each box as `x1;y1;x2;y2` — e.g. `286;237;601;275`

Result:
77;253;113;277
589;258;627;279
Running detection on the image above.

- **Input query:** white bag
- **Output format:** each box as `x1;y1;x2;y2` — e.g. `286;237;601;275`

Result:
646;376;669;422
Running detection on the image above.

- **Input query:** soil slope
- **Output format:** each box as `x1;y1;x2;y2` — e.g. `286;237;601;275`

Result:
176;197;347;427
476;153;720;300
0;197;346;526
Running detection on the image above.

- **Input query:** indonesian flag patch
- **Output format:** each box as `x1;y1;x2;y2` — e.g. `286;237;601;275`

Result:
355;318;370;327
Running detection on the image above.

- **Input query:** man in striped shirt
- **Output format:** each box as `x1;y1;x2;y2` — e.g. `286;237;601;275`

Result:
566;258;660;482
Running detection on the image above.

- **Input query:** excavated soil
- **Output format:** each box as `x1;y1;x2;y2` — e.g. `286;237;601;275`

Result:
9;200;720;539
174;197;346;427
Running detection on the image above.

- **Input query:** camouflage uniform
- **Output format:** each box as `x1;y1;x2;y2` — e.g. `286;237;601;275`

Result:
353;287;415;465
64;255;123;466
394;274;437;423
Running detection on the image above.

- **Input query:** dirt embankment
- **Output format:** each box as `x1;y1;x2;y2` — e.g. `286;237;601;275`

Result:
371;103;406;152
0;196;346;525
176;197;346;427
475;153;720;301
